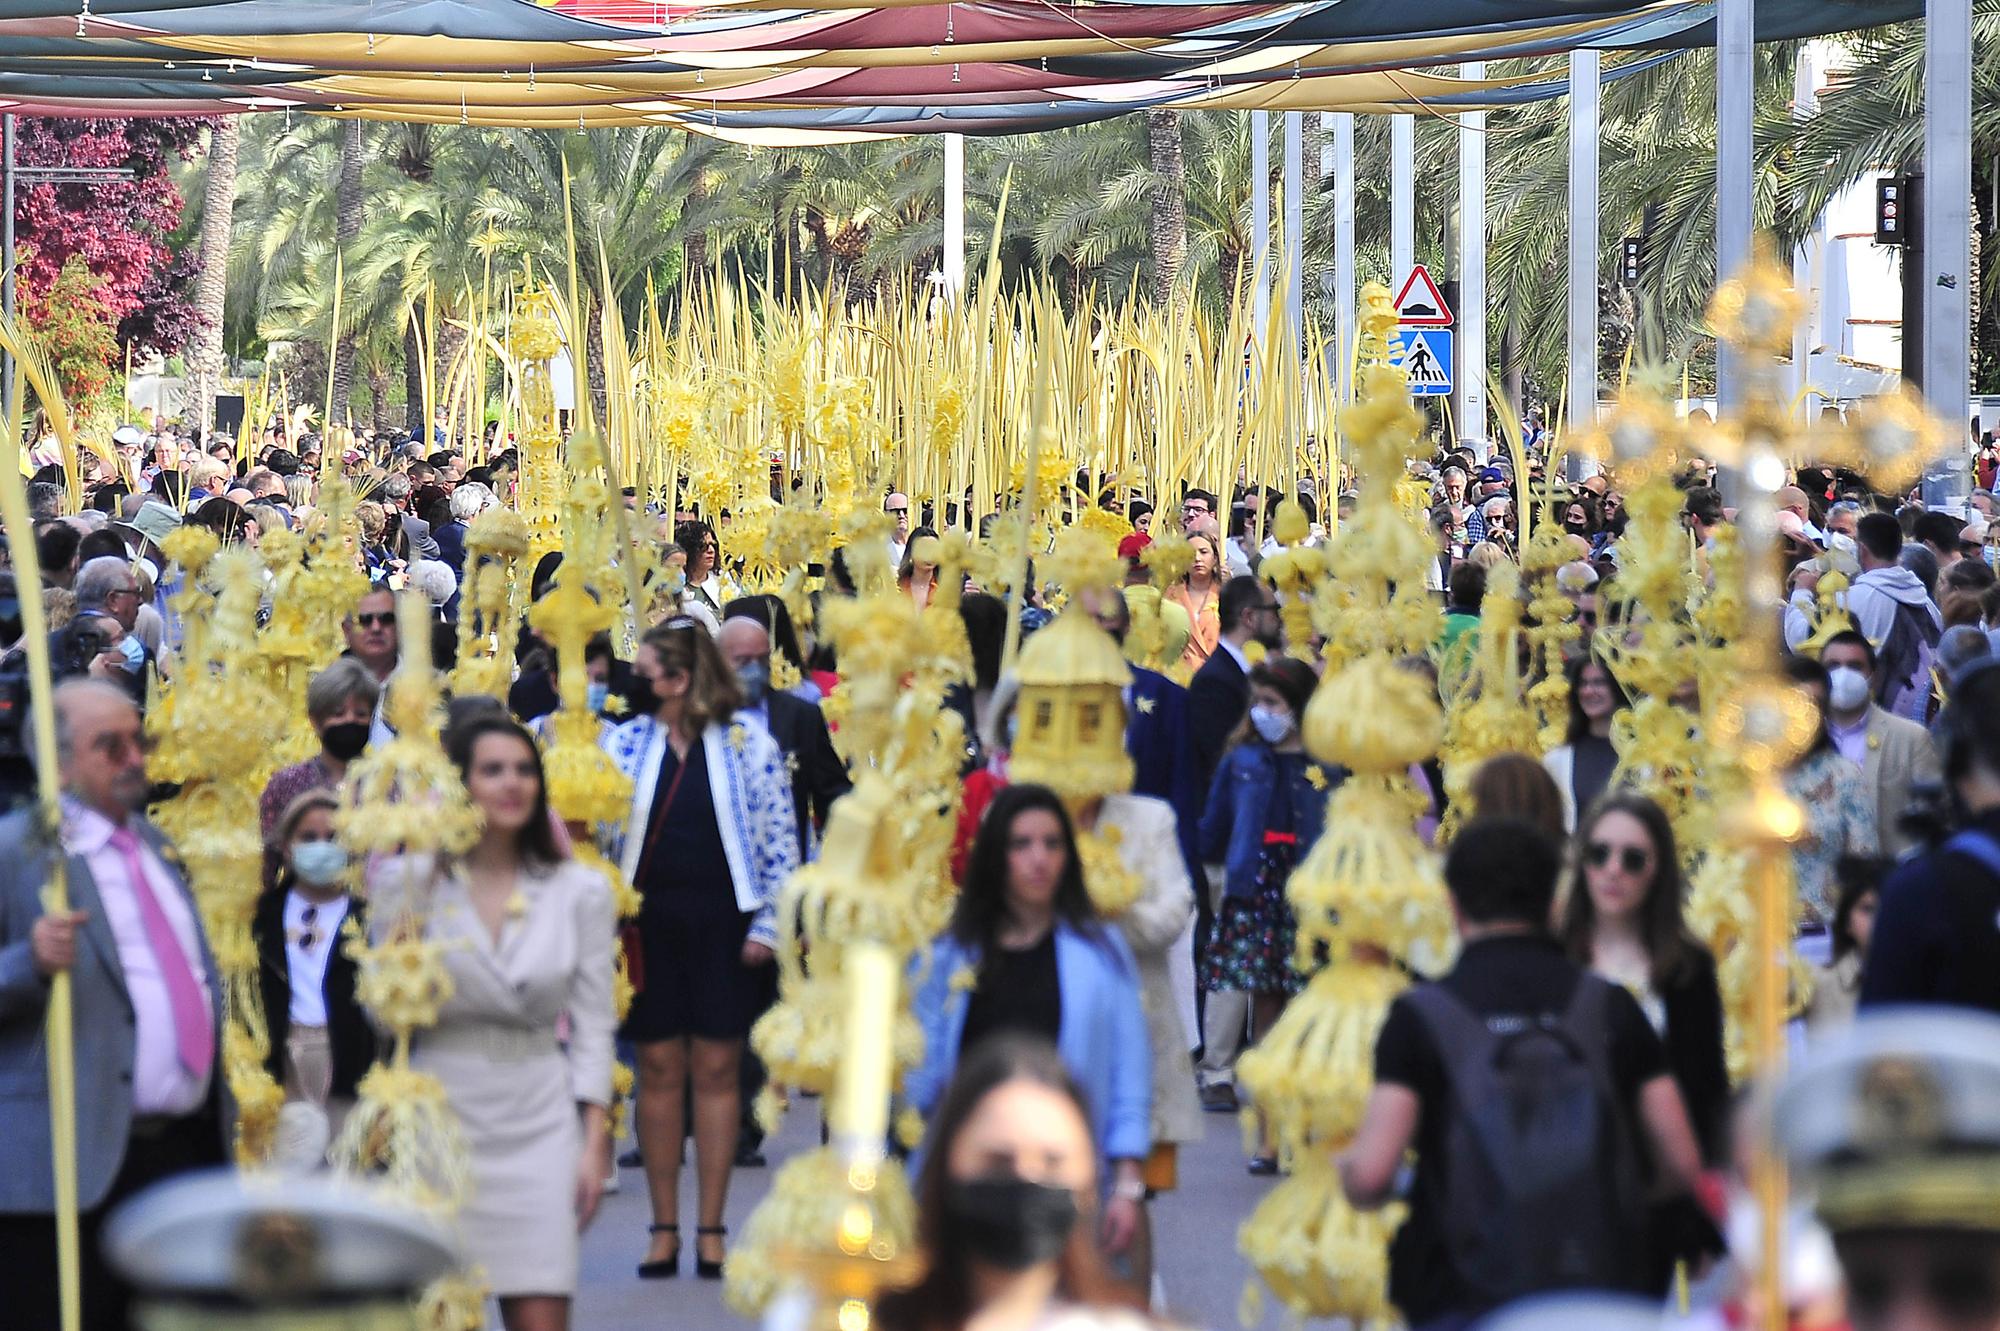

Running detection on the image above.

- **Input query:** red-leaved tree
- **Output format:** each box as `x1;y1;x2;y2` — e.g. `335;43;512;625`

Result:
10;116;210;363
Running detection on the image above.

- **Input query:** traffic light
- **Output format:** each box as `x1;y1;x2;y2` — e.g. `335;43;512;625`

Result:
1875;177;1908;246
1619;236;1643;287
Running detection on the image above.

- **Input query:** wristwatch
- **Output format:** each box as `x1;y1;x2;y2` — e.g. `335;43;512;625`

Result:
1111;1177;1147;1203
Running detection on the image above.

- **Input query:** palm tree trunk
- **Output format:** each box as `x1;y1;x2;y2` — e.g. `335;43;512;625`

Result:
683;173;711;294
327;120;366;427
1146;110;1188;304
368;361;393;437
186;118;240;436
585;299;609;424
403;308;425;435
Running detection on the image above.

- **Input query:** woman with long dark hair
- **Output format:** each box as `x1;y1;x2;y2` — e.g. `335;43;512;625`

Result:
602;618;799;1279
370;714;617;1331
1560;792;1728;1289
1542;654;1631;829
1807;856;1885;1033
879;1035;1147;1331
1561;792;1729;1169
907;785;1152;1263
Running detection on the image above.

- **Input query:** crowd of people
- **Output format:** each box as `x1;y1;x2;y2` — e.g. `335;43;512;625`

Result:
5;411;2000;1331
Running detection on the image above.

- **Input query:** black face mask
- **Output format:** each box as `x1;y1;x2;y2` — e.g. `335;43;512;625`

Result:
940;1177;1079;1272
320;720;372;762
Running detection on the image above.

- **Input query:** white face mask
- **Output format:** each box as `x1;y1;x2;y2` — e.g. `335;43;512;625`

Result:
1250;705;1295;745
1827;666;1872;714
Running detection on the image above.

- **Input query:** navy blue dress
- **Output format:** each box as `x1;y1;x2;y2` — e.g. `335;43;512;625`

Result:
622;736;760;1041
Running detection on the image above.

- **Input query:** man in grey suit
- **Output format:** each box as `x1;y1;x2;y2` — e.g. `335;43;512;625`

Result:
0;679;226;1331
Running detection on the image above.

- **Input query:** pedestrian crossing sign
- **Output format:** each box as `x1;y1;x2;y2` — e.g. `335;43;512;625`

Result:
1392;328;1453;396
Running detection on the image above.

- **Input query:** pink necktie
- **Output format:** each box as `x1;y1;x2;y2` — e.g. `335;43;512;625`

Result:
109;824;214;1078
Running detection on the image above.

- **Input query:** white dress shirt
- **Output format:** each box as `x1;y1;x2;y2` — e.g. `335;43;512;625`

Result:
62;799;213;1115
284;891;350;1027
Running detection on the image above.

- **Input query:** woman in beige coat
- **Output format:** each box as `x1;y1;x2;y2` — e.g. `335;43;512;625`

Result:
1074;788;1198;1293
371;714;617;1331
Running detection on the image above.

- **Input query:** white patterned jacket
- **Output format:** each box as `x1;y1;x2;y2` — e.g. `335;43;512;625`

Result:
600;714;800;948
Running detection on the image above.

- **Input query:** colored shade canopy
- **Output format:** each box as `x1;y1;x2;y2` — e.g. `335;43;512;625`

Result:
0;0;1919;138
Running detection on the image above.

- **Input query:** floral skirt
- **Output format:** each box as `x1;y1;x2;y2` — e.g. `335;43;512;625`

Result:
1199;838;1304;998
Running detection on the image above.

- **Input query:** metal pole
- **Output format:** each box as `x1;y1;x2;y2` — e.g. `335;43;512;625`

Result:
1333;113;1356;404
1251;110;1271;334
3;112;15;418
1715;0;1755;412
1391;114;1415;287
1792;49;1820;420
1283;111;1304;363
1568;50;1600;438
1923;0;1972;493
942;132;965;296
1459;60;1488;455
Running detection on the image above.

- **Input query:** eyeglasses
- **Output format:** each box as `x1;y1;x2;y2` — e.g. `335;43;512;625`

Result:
886;506;909;517
353;612;394;629
1585;842;1651;875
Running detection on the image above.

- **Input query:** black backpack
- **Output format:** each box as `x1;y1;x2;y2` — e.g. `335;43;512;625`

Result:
1406;976;1649;1308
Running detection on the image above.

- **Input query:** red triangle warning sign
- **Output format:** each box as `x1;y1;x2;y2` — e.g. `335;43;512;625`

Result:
1393;265;1453;327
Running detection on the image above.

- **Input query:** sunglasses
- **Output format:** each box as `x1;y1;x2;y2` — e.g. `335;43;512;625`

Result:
354;611;394;629
1845;1256;2000;1327
1585;842;1651;875
886;507;909;517
295;902;322;951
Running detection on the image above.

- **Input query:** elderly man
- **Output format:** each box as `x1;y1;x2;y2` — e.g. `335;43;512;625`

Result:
0;679;226;1331
713;610;849;1167
1825;499;1865;543
52;555;151;702
884;492;912;569
341;586;402;747
714;613;849;854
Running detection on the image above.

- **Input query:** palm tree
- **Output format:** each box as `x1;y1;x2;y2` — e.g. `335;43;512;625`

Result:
1476;47;1807;398
186;118;239;433
1784;3;2000;391
1147;110;1188;302
328;120;368;425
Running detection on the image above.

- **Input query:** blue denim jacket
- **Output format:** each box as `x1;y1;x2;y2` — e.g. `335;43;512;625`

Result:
1197;743;1333;900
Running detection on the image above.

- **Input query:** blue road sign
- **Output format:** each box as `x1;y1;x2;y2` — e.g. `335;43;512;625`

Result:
1392;328;1453;396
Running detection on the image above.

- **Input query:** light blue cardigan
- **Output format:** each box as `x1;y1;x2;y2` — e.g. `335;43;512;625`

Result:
906;921;1153;1167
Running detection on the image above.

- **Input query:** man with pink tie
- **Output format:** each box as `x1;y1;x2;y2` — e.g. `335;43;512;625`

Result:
0;678;226;1331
